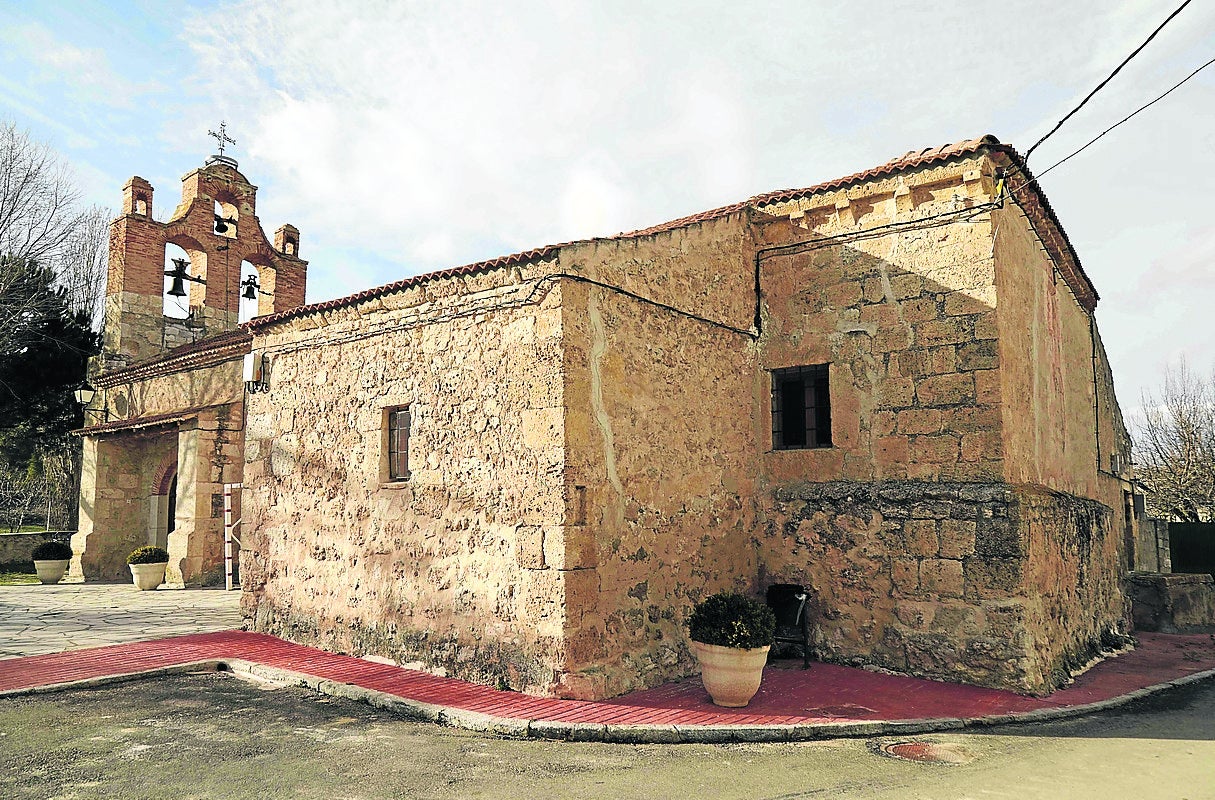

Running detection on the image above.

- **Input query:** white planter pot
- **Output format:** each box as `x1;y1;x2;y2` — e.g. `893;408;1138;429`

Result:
33;559;70;585
129;562;168;591
692;641;771;707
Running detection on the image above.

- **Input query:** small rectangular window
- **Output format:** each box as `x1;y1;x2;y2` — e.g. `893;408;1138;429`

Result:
772;365;831;450
386;406;410;481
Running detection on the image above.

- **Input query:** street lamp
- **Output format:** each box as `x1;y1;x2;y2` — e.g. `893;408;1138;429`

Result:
74;381;108;423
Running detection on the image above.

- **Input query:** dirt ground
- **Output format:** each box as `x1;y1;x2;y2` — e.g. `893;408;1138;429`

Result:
1;672;1213;800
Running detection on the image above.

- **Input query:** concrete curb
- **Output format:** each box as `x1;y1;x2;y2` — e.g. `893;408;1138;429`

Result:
4;658;1214;743
0;660;224;699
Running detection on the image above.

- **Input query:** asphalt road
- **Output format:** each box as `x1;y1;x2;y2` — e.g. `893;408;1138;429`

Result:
1;671;1212;800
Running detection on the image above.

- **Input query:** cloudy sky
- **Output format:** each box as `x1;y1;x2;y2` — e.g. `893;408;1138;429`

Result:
0;0;1211;417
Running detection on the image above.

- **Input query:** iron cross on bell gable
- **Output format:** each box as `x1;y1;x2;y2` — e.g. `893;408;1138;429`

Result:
208;121;236;157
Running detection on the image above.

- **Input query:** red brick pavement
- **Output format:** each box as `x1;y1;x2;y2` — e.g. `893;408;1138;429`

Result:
2;630;1213;727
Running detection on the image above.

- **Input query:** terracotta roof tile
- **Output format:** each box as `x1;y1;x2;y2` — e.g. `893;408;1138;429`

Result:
247;134;1097;328
96;329;251;388
73;408;200;437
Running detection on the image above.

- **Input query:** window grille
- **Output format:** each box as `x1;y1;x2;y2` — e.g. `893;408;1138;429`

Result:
771;365;831;449
387;407;410;480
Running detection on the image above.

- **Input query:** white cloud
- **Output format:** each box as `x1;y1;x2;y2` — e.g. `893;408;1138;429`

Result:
0;23;154;110
155;0;1215;414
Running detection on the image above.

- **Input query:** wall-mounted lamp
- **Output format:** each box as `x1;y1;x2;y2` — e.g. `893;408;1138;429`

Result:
165;257;207;298
243;352;270;394
74;381;109;423
240;274;274;301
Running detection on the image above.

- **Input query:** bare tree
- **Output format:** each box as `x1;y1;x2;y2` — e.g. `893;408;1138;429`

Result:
0;121;109;330
0;123;108;538
1134;360;1215;522
0;121;85;264
56;205;110;326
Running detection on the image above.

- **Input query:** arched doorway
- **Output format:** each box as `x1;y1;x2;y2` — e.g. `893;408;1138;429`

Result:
166;474;177;538
150;448;178;551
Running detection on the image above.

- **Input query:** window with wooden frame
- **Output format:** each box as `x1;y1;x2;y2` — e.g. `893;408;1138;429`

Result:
385;406;411;481
771;365;832;450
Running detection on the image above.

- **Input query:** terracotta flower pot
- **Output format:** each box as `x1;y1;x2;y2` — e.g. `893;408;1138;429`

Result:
692;641;771;707
33;559;70;585
129;562;168;591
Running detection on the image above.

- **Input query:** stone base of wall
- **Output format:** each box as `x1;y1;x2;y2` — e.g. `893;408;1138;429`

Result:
244;596;561;695
762;481;1127;696
1128;572;1215;634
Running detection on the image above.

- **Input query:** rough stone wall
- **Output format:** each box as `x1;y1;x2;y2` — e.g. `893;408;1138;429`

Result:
562;213;758;333
1015;486;1125;687
557;274;759;699
1128;573;1215;633
762;482;1120;694
104;359;244;420
986;186;1131;658
242;269;569;694
756;162;1003;485
0;532;73;567
748;155;1128;694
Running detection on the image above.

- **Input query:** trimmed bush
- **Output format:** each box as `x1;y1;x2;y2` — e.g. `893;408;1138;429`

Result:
127;546;170;565
687;591;776;649
31;541;73;561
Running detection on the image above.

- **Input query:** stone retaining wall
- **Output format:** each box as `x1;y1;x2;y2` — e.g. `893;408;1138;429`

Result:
0;532;73;568
761;481;1124;694
1129;573;1215;634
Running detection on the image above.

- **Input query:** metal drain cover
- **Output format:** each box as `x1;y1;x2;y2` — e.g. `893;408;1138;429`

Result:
870;740;973;765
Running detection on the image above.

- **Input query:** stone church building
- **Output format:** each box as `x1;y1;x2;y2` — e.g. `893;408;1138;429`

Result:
74;135;1143;700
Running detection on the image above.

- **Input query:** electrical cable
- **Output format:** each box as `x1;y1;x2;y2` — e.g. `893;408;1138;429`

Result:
1013;54;1215;191
750;199;1003;335
1024;0;1194;162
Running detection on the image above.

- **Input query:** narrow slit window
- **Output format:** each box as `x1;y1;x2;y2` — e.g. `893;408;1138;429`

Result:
771;365;831;450
387;407;410;481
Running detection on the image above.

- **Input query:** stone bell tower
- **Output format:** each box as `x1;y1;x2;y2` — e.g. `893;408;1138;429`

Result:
100;133;307;370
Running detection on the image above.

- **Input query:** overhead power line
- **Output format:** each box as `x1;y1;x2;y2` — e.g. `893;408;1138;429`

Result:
1024;0;1194;162
1021;54;1215;188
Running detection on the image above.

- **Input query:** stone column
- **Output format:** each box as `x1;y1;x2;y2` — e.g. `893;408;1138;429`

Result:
166;408;243;586
72;435;149;581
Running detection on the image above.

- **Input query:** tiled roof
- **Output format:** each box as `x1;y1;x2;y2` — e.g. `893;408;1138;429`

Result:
96;329;251;388
73;408;199;437
246;134;1096;329
246;246;560;330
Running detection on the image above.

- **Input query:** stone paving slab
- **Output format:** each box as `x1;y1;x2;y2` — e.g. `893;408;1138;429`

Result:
0;583;242;659
1;629;1213;743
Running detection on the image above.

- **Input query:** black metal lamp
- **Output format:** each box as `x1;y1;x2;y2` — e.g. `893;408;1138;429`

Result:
74;381;108;423
73;381;96;408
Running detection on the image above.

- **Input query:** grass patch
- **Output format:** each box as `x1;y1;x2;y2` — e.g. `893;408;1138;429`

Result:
0;570;38;585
